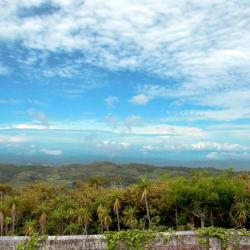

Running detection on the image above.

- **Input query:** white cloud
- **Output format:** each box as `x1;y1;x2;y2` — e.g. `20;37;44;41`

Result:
132;84;250;121
105;96;119;107
98;140;130;151
1;0;249;83
130;84;174;105
105;114;143;132
1;115;205;140
1;0;250;123
140;140;250;158
42;65;80;78
40;148;62;156
191;142;249;152
0;98;45;106
129;94;151;105
131;124;203;136
1;110;50;130
27;109;49;127
11;123;48;130
0;135;28;143
206;151;250;160
124;115;142;132
105;114;119;130
0;64;10;75
0;98;20;105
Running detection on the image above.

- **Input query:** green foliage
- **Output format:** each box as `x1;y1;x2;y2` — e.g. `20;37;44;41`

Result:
23;219;37;236
198;227;250;248
105;229;157;250
16;233;47;250
122;207;138;229
64;223;80;235
105;227;250;250
0;169;250;236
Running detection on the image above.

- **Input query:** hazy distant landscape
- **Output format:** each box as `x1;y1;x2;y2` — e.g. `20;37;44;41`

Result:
0;162;225;186
1;129;249;169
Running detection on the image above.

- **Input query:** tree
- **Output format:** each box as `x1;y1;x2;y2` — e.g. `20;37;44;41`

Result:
4;216;11;235
189;176;212;228
74;207;92;234
51;209;67;234
64;223;80;235
89;176;108;187
35;203;49;235
0;184;12;204
0;203;4;236
231;199;250;227
51;194;71;234
23;219;37;236
7;196;18;235
110;188;123;231
97;206;112;232
137;176;151;225
122;206;138;229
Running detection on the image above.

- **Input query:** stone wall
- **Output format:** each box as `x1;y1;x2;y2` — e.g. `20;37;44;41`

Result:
1;231;250;250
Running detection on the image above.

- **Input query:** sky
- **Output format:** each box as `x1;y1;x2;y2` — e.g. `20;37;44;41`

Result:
0;0;250;168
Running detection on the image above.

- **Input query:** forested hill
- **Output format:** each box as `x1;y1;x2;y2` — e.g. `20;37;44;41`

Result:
0;162;225;186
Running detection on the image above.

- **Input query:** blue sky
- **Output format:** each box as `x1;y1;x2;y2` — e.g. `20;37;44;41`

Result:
0;0;250;167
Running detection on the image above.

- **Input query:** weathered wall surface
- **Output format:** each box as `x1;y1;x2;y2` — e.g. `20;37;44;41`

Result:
1;231;250;250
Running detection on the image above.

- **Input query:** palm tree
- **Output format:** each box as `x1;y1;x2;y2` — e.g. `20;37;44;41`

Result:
64;223;80;235
0;204;4;236
74;207;92;234
0;202;7;236
4;216;11;235
96;195;107;213
234;200;250;227
52;209;67;234
51;194;71;234
137;176;151;224
52;194;67;211
110;188;123;231
122;206;138;229
23;219;37;236
8;196;18;235
0;184;12;204
35;203;49;235
97;206;112;232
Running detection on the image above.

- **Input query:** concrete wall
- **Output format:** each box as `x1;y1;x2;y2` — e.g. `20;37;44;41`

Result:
1;231;250;250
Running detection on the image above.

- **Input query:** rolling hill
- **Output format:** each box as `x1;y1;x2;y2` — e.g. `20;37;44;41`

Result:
0;162;224;186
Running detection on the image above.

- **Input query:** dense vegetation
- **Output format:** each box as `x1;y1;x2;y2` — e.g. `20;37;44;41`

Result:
0;168;250;236
0;162;222;186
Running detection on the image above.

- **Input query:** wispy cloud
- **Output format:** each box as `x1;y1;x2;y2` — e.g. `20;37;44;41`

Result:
0;0;249;164
1;0;250;111
0;64;10;75
130;84;173;105
105;96;119;107
206;151;250;160
0;135;28;144
0;98;44;105
191;142;249;152
131;83;250;121
0;98;20;105
27;108;49;127
1;1;249;81
10;124;48;130
40;148;62;156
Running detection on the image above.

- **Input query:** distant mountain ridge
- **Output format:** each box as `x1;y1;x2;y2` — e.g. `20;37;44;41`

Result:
0;161;226;186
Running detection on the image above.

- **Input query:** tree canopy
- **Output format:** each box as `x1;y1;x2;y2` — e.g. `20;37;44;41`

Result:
0;170;250;236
